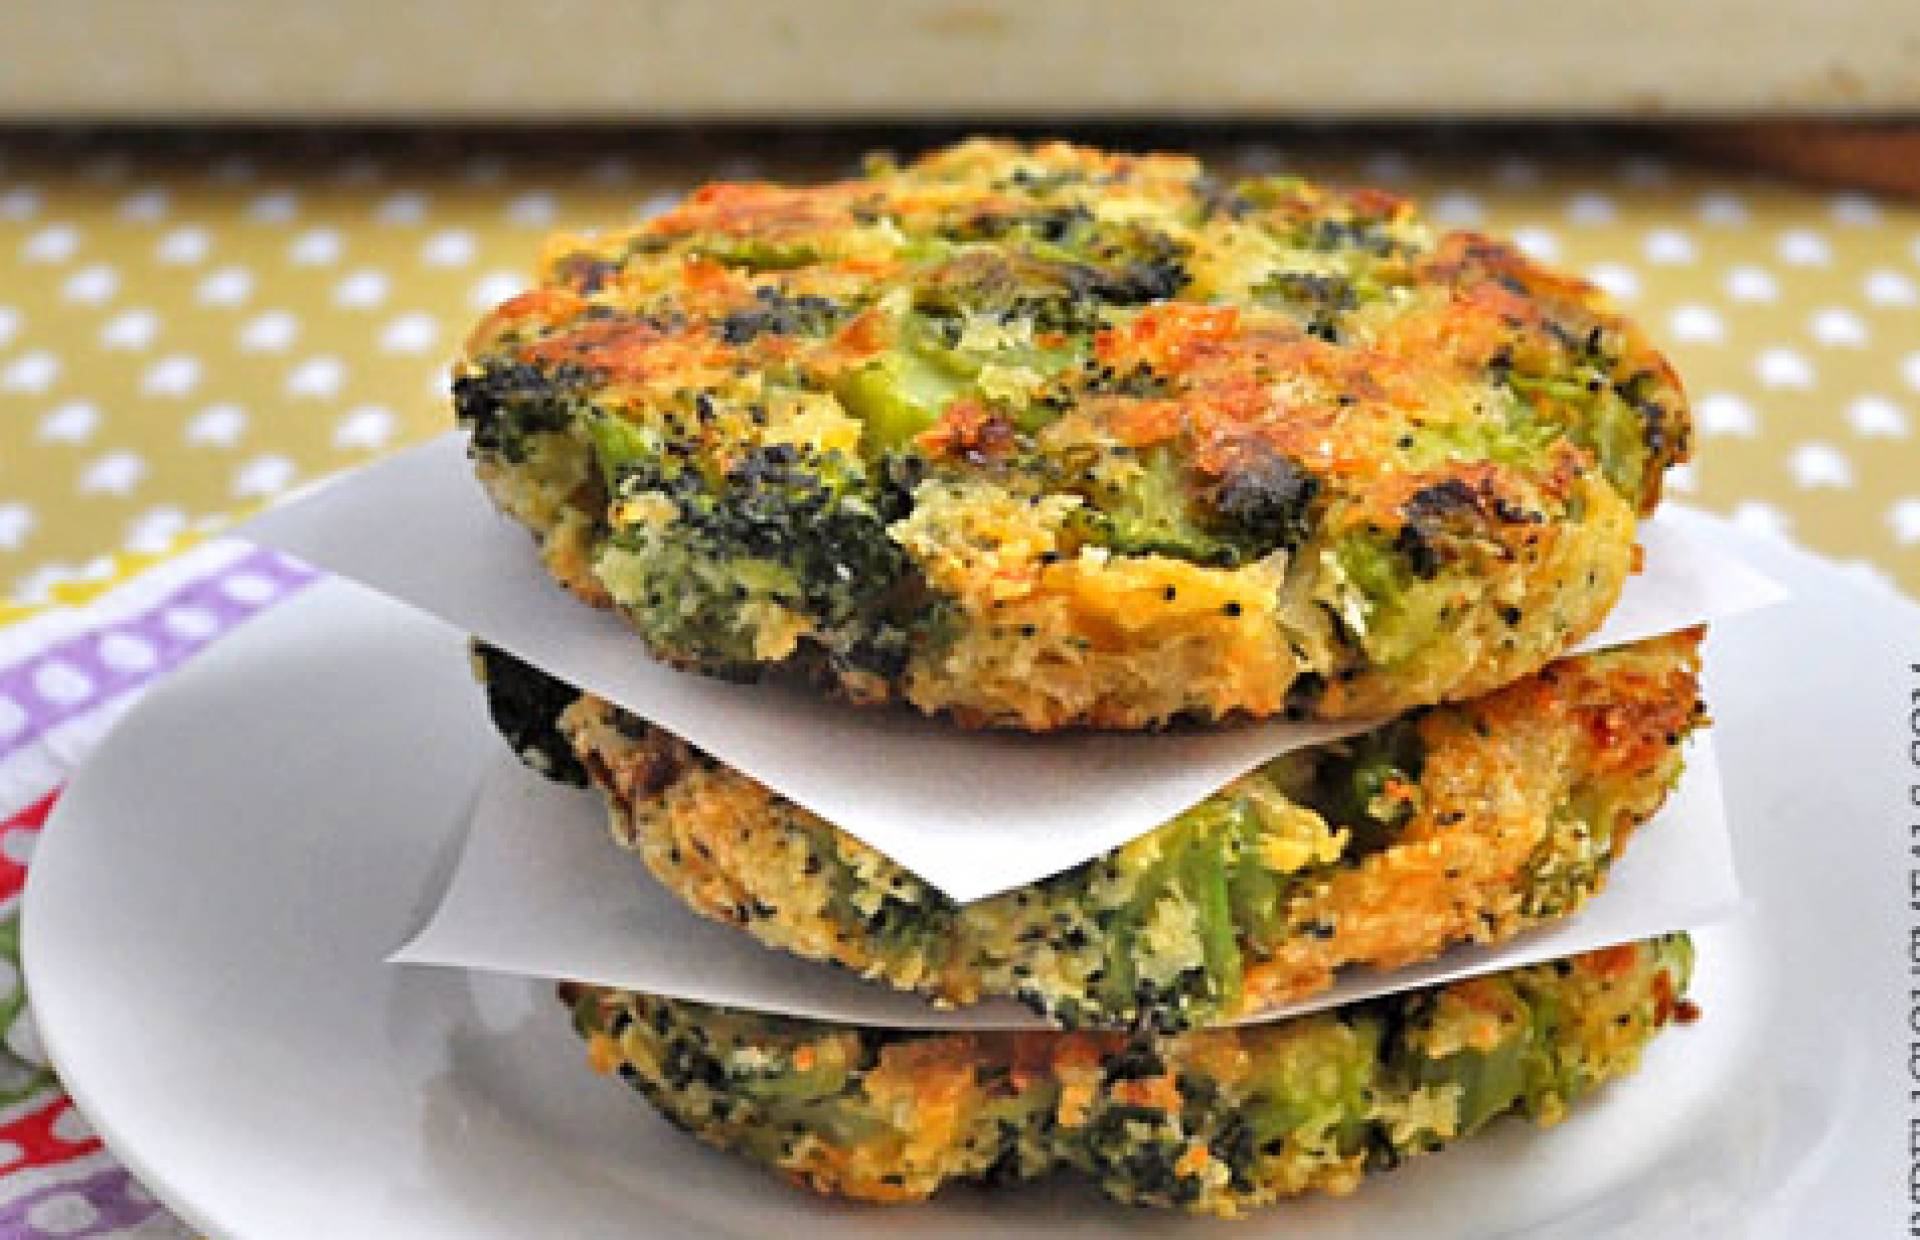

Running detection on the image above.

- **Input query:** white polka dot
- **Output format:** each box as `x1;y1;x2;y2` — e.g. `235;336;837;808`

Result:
15;564;77;605
0;187;39;221
1864;269;1917;306
197;266;253;306
334;269;389;308
1426;190;1484;227
1756;346;1815;389
220;572;279;604
97;631;158;673
3;350;60;394
0;697;27;739
375;191;429;225
334;405;396;451
1662;461;1698;494
1564;191;1615;225
164;606;219;640
469;271;525;308
0;503;32;550
125;505;187;554
0;825;34;867
422;229;476;266
1890;498;1920;545
141;353;201;398
285;356;345;399
1694;191;1748;225
186;403;247;447
233;455;297;497
22;224;80;263
248;189;300;223
1789;441;1853;488
1731;501;1792;541
33;661;93;706
1725;265;1778;303
155;225;209;264
1642;228;1696;264
1902;353;1920;394
3;1008;37;1064
1809;307;1868;348
25;1192;96;1235
0;305;16;346
507;190;557;227
1585;263;1640;301
1510;226;1560;261
119;187;169;222
60;263;117;305
239;309;299;353
1777;228;1831;266
380;312;438;354
1668;304;1724;344
1696;393;1757;437
78;451;145;495
38;401;97;444
49;1105;93;1144
100;307;158;350
1849;395;1909;438
1828;191;1881;225
289;227;342;266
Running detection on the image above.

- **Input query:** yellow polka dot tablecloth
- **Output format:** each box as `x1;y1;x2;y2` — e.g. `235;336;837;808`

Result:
0;127;1914;1237
0;129;1915;607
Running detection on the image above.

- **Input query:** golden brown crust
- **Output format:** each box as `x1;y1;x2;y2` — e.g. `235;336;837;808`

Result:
552;630;1704;1029
456;139;1692;730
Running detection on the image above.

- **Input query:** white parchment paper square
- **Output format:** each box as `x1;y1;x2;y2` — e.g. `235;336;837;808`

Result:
392;734;1738;1029
247;432;1783;900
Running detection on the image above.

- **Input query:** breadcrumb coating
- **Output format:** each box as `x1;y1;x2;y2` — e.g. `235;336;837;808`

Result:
564;934;1695;1216
457;138;1690;729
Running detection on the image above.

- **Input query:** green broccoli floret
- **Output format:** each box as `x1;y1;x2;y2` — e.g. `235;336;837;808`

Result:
595;442;926;682
453;361;592;464
469;640;589;786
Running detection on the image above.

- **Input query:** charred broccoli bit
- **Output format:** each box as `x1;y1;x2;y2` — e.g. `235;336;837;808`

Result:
569;935;1693;1216
469;641;589;785
716;286;850;345
596;442;924;680
1068;444;1323;568
454;362;592;464
1210;448;1322;556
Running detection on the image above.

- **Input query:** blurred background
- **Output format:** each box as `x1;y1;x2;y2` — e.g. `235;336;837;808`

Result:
0;1;1916;611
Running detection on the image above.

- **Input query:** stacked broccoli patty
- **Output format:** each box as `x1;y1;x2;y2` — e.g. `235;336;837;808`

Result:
456;140;1708;1216
455;138;1691;730
564;935;1694;1216
476;628;1702;1032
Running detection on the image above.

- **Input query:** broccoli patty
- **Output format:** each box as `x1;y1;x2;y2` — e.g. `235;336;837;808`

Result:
456;139;1691;730
474;629;1703;1032
564;934;1694;1216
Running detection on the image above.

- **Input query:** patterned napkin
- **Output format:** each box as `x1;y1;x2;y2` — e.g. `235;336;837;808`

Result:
0;542;315;1238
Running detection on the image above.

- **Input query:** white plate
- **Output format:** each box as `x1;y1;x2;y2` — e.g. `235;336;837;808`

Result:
22;513;1914;1238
